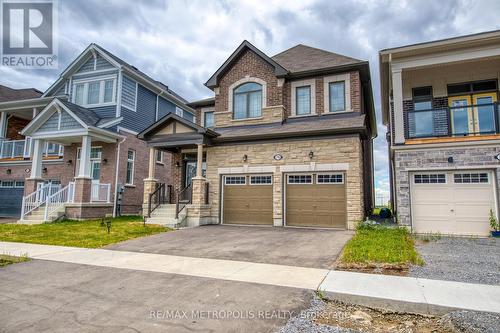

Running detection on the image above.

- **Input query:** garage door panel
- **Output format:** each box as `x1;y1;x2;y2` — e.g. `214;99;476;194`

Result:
286;174;346;229
0;187;24;217
411;171;495;236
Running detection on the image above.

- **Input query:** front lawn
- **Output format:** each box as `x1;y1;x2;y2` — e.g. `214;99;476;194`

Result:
341;224;423;266
0;254;29;267
0;216;168;248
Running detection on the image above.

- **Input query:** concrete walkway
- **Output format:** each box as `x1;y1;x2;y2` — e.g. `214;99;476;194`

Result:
2;241;500;315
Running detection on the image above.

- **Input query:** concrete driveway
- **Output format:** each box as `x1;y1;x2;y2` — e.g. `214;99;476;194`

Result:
0;259;311;333
107;225;354;269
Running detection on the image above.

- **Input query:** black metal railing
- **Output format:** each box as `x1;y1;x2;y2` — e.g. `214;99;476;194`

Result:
147;183;172;217
175;184;192;219
405;102;499;139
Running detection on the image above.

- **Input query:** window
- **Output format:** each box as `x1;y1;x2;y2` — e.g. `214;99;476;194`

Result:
76;147;102;181
204;111;214;128
414;174;446;184
156;150;163;164
317;174;343;184
225;176;246;185
73;77;116;106
454;173;489;184
448;80;497;95
126;149;135;185
329;81;345;112
296;86;311;115
250;175;272;185
14;180;25;188
233;82;262;119
0;181;14;188
412;87;432;111
287;174;312;184
103;79;114;103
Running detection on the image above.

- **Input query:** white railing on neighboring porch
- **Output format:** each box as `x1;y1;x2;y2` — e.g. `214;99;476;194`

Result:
44;182;75;221
91;183;111;203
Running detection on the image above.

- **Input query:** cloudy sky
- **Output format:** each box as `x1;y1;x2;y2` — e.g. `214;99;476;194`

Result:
2;0;500;201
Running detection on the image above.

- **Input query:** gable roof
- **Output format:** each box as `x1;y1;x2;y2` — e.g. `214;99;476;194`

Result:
272;44;364;74
205;40;289;88
43;44;192;111
58;100;102;127
0;85;42;102
138;112;219;139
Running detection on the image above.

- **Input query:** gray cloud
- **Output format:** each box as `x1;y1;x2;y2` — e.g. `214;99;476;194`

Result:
1;0;500;198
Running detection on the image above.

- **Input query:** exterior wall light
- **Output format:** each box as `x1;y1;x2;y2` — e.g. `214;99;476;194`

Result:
243;154;248;162
66;159;72;166
102;158;108;165
175;161;181;168
308;151;314;160
6;169;11;174
43;167;48;174
447;156;454;163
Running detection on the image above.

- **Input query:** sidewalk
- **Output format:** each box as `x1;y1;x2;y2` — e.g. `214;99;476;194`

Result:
2;241;499;315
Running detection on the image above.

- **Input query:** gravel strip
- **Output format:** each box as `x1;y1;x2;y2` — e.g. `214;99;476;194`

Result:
410;237;500;285
442;311;500;333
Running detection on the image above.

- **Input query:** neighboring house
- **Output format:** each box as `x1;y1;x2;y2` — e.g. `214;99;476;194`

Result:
0;44;195;221
380;30;500;236
139;41;376;229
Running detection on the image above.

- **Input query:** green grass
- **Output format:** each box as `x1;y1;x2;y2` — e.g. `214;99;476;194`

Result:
0;254;29;267
341;224;424;265
0;216;169;248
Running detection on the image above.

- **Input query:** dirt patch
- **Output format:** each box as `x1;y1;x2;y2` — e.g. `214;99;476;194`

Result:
335;261;409;276
316;299;454;333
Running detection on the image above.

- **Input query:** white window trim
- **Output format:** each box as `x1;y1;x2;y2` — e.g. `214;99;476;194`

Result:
249;174;273;185
413;173;447;184
0;181;15;188
72;75;117;107
287;174;313;185
453;172;490;184
126;149;136;185
224;175;246;185
316;173;344;185
14;180;25;188
155;150;164;165
227;77;267;117
291;79;316;117
323;73;351;113
201;106;215;127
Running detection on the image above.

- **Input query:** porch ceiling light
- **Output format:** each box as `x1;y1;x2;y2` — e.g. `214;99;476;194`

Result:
308;151;314;160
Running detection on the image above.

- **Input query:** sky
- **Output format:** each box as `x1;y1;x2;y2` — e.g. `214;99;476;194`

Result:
2;0;500;202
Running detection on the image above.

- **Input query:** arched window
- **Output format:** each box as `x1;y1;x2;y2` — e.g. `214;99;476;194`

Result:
233;82;262;119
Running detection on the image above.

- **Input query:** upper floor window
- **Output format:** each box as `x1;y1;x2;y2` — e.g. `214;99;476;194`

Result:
73;77;116;107
412;86;432;111
233;82;262;119
329;81;345;112
296;86;311;115
126;149;135;185
204;111;214;128
156;150;163;164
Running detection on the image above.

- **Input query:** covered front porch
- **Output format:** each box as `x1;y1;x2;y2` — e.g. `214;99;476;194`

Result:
138;113;217;227
18;98;123;223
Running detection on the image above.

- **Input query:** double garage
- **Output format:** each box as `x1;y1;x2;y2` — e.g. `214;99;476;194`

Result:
221;173;347;228
410;170;498;236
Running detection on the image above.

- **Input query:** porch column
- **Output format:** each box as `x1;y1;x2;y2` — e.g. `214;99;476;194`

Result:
191;143;206;205
0;112;7;138
196;143;203;178
142;148;158;215
24;138;45;196
392;68;405;144
74;135;92;203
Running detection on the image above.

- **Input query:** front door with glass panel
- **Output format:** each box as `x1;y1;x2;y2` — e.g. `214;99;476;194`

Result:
473;93;497;134
449;93;497;135
184;160;206;187
449;95;472;135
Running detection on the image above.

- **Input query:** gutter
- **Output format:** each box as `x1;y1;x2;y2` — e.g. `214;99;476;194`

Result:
0;95;67;112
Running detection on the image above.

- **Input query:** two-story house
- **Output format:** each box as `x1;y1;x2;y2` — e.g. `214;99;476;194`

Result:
380;30;500;236
0;44;195;222
139;41;376;229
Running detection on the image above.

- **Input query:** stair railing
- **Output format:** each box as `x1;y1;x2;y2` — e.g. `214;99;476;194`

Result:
44;182;74;221
20;183;51;220
147;183;172;217
175;184;192;219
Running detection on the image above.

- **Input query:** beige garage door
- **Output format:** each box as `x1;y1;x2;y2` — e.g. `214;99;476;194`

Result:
285;173;346;228
411;171;497;236
222;175;273;225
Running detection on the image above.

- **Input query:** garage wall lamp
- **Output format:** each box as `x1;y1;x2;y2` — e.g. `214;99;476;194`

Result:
308;151;314;160
42;167;48;174
102;158;108;165
447;156;454;163
6;168;11;175
175;161;181;168
66;159;73;166
243;154;248;162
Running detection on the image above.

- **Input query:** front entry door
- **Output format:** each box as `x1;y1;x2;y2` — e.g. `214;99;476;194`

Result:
473;93;497;134
449;93;498;135
184;160;206;187
449;95;472;135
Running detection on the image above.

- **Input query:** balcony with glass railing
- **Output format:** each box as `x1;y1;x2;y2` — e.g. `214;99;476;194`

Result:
0;137;63;160
405;102;499;139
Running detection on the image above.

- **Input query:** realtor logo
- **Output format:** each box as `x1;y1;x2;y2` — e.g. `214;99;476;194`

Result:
1;0;58;68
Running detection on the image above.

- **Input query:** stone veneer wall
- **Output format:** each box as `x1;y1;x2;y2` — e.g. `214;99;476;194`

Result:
204;136;365;229
394;145;500;226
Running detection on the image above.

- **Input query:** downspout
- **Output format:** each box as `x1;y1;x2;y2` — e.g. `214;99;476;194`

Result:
112;135;126;217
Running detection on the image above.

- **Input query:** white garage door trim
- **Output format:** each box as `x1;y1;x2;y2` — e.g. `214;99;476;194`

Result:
410;170;498;236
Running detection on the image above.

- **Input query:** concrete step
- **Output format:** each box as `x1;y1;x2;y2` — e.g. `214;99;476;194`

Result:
17;219;47;225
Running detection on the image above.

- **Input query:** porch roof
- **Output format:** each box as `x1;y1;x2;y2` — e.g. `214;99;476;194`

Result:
21;98;123;144
137;113;219;152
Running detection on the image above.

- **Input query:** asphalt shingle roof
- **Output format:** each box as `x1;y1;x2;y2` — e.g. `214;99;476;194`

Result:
59;100;102;127
0;85;42;102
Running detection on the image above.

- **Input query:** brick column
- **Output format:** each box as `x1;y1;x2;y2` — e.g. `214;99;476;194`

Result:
142;178;158;215
23;178;43;196
170;152;182;203
73;177;92;203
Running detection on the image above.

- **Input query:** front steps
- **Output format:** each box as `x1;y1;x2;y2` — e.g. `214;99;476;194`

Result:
17;205;66;224
145;204;187;228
